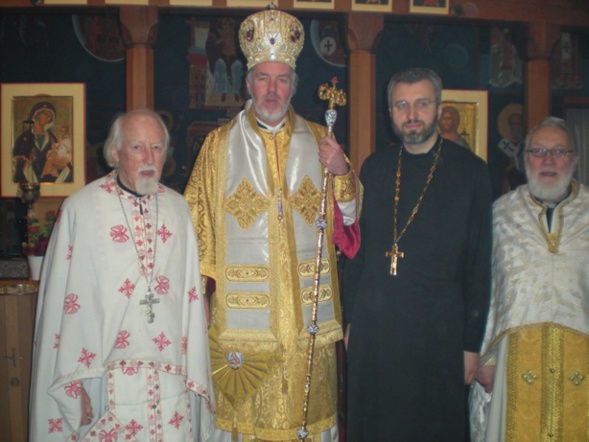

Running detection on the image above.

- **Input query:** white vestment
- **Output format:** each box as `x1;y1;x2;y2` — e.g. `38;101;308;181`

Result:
30;172;215;441
470;182;589;441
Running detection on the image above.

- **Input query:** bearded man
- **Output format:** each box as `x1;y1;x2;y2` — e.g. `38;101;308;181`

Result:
29;109;215;441
184;6;360;442
470;117;589;441
343;67;492;441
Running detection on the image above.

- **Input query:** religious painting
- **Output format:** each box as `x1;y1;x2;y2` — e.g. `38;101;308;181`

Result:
494;103;526;195
104;0;148;4
439;90;488;162
488;27;523;88
293;0;335;10
310;20;347;68
1;83;86;198
410;0;449;15
551;32;583;89
352;0;392;13
72;14;125;62
226;0;278;7
186;18;246;109
44;0;87;4
169;0;211;5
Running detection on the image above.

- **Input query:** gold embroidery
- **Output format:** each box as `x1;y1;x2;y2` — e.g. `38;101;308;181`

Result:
301;285;333;304
226;292;270;309
291;175;321;226
298;259;330;277
209;327;278;406
506;324;589;441
568;371;585;386
333;168;357;203
529;181;579;254
225;179;270;230
226;265;269;282
521;369;538;385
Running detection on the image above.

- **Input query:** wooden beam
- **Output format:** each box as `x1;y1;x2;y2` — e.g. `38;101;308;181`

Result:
346;12;383;171
119;5;158;110
5;1;589;29
452;0;589;27
523;22;560;129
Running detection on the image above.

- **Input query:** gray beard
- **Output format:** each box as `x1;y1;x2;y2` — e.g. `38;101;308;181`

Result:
253;99;291;126
135;177;159;195
526;168;574;203
393;119;438;145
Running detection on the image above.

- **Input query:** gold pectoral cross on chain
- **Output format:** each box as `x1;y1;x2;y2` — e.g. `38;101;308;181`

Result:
140;287;160;323
386;243;404;276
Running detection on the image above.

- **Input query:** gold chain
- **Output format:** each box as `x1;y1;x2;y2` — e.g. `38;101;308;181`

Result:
393;138;443;244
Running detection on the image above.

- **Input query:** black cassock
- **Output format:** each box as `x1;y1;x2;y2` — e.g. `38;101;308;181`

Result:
343;137;492;441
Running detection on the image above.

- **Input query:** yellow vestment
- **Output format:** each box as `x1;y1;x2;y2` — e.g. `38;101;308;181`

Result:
185;102;357;441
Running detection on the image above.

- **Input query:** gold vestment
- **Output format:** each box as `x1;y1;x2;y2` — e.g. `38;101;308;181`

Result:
506;324;589;442
185;103;357;441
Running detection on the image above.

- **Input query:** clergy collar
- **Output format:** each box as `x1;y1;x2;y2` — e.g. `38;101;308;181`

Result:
401;135;443;158
531;182;575;209
257;117;286;134
115;172;149;198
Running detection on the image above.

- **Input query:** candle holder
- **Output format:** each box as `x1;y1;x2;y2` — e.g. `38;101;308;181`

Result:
19;182;40;217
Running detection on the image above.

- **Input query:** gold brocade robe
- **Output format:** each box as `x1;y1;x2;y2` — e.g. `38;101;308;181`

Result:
470;182;589;442
505;324;589;442
185;102;357;441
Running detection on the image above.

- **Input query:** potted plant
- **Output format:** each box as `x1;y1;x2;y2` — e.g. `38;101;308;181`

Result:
22;210;57;280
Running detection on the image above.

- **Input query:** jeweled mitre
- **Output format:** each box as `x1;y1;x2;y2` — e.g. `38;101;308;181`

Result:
239;7;304;70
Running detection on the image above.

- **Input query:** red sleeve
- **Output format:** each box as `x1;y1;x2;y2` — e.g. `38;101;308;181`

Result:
332;199;360;259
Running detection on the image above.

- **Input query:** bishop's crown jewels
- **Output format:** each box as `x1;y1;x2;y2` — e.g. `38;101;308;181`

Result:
239;2;304;70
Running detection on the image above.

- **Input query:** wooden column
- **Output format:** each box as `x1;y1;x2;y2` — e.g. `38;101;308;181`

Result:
120;6;158;110
523;22;560;128
346;13;384;171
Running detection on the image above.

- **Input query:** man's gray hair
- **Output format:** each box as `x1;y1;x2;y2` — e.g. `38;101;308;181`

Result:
103;109;170;168
524;116;576;152
244;65;299;98
387;68;443;110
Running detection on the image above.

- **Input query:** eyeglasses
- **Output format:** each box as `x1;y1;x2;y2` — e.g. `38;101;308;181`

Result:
393;99;434;113
526;147;575;159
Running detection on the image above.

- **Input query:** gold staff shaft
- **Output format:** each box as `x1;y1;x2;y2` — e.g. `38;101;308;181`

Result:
298;79;347;441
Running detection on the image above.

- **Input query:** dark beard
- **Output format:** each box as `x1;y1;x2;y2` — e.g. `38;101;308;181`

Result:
393;119;438;145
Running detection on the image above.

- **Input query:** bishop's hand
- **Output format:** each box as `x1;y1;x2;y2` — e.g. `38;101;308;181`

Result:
319;135;349;176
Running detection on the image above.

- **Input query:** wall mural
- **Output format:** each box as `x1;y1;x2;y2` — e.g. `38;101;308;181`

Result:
187;17;245;109
495;103;526;195
551;32;583;89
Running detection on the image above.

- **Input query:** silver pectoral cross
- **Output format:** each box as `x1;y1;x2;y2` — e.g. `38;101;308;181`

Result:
140;287;160;323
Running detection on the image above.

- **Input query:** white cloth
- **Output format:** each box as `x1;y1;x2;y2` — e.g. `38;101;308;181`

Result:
29;172;215;441
470;339;508;442
470;182;589;441
480;182;589;361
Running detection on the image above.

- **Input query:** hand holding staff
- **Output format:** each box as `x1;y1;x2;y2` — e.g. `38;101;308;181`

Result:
298;77;347;442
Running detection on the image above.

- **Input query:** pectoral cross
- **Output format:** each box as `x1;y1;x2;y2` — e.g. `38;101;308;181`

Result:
386;243;404;276
140;287;160;323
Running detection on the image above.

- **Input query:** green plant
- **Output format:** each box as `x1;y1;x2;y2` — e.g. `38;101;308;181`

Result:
22;210;57;256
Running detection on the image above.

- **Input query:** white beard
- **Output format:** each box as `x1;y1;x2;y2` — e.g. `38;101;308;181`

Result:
526;167;575;203
135;177;159;195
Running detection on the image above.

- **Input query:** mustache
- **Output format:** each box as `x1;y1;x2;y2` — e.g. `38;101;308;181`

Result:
138;166;157;173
